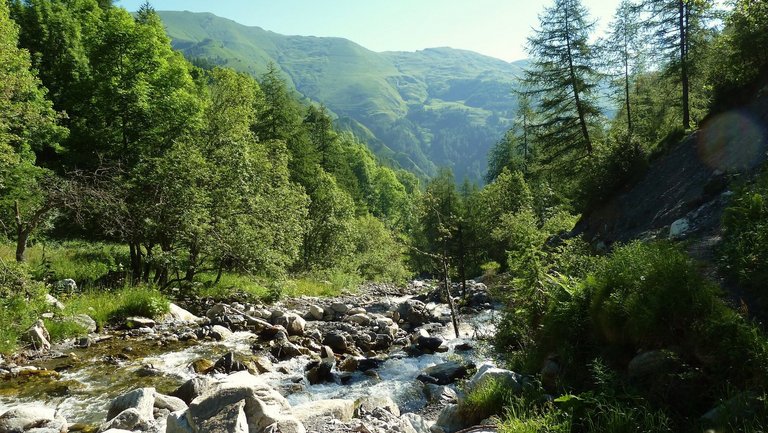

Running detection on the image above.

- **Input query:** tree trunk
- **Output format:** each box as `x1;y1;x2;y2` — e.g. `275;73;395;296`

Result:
442;255;460;338
14;201;29;262
214;259;224;285
185;243;199;282
129;242;143;284
458;224;467;299
679;0;690;130
15;228;30;263
564;8;593;153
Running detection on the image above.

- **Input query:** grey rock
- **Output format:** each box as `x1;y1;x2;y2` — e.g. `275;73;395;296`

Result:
212;352;248;374
466;363;522;395
72;314;97;333
401;413;430;433
345;313;370;326
323;331;353;354
355;395;400;417
106;387;156;423
154;393;188;413
331;303;349;314
125;316;155;329
0;407;65;433
308;305;325;321
171;377;216;405
210;325;233;341
274;313;306;336
293;399;355;423
417;361;473;385
54;278;77;292
167;303;200;323
166;410;194;433
44;294;65;311
195;399;248;433
186;371;304;433
99;408;145;432
24;320;51;352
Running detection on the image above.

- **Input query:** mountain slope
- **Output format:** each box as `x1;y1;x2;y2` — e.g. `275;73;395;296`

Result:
158;11;525;183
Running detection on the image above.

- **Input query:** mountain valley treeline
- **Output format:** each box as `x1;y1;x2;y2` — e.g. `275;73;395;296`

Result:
2;0;768;431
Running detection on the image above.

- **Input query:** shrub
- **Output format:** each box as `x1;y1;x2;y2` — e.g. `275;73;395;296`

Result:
0;259;48;353
587;241;715;349
461;377;517;422
720;168;768;292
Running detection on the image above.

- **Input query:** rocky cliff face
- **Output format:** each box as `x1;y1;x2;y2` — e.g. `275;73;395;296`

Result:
575;93;768;247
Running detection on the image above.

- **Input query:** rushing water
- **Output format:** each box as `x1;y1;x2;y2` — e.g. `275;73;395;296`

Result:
0;308;497;426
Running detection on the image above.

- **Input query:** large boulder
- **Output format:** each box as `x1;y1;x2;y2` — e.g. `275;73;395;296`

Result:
183;371;304;433
44;294;65;311
125;316;155;329
0;406;67;433
465;363;522;395
167;303;201;323
171;377;217;405
323;331;354;354
71;314;97;333
195;399;248;433
210;325;233;341
155;393;188;413
100;407;147;432
401;413;430;433
417;361;473;385
24;320;51;351
397;300;431;327
308;305;325;321
273;313;306;336
106;387;156;423
355;396;400;417
431;404;466;433
211;352;249;374
293;399;355;423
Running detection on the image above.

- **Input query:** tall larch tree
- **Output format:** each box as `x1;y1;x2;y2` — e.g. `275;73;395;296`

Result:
523;0;601;167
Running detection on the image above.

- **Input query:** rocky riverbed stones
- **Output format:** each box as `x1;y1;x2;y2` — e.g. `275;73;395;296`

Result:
0;406;67;433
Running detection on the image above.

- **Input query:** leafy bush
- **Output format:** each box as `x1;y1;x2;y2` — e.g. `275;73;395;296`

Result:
587;241;714;348
349;215;410;283
721;168;768;292
0;259;48;353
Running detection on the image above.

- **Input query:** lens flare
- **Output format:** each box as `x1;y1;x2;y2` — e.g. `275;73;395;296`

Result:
697;110;767;172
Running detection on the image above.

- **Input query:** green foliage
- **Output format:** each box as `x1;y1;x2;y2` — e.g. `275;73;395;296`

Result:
0;259;47;353
349;215;409;283
721;168;768;291
707;0;768;103
461;377;518;423
159;10;526;184
0;242;128;287
43;318;87;342
63;286;169;328
587;241;711;348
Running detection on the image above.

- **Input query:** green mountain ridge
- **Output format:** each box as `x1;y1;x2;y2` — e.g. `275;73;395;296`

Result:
157;11;525;183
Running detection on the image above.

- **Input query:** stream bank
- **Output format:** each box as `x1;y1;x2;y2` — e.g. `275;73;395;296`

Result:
0;280;509;433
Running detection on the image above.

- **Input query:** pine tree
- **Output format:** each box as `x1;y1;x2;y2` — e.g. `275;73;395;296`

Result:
523;0;601;168
602;0;644;143
641;0;711;129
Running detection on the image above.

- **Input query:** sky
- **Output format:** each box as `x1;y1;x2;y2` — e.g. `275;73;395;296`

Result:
116;0;622;62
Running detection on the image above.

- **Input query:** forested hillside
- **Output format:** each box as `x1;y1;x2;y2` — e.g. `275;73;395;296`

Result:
2;0;768;432
158;10;526;184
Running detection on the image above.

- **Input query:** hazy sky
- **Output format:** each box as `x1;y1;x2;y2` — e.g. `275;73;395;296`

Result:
117;0;622;62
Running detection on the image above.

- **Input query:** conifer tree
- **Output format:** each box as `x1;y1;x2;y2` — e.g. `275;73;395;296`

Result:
523;0;601;167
